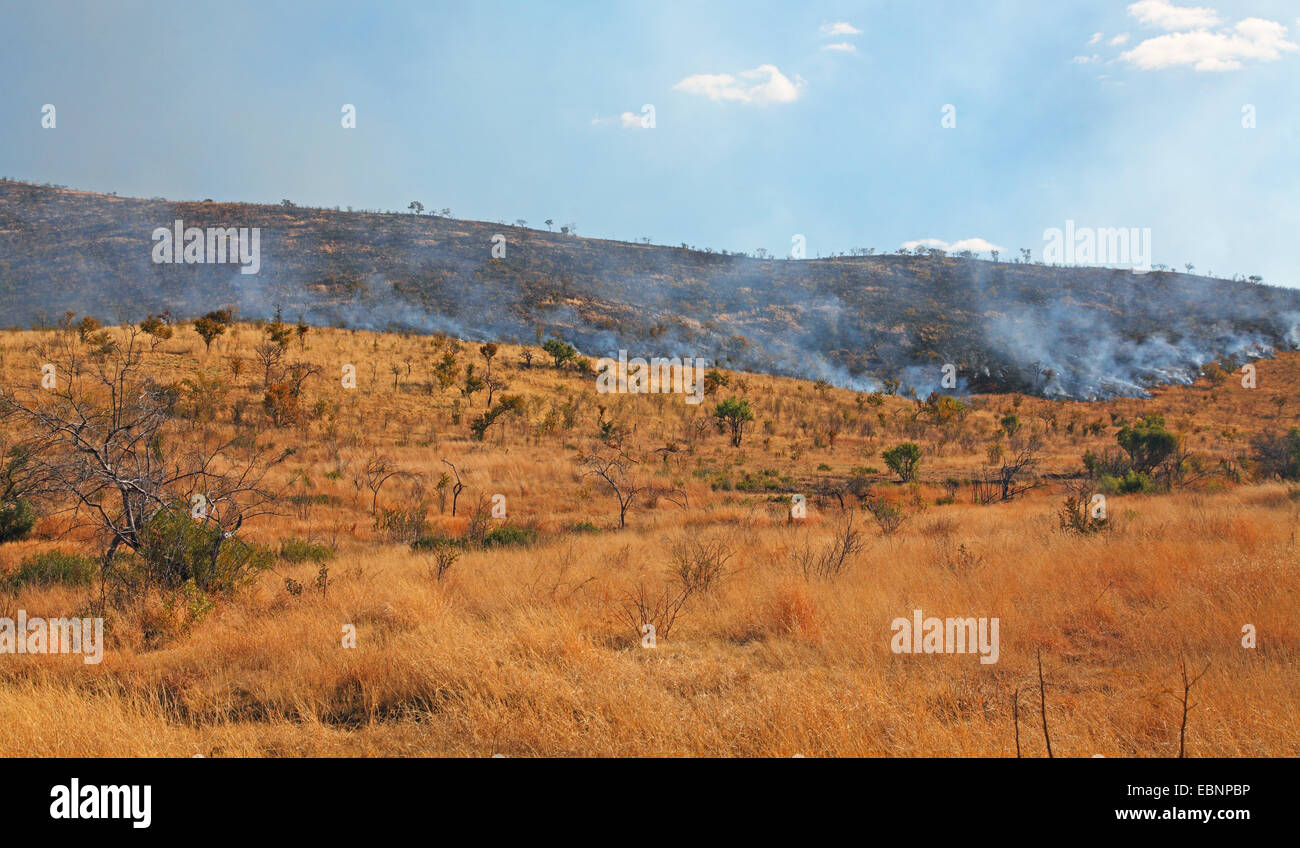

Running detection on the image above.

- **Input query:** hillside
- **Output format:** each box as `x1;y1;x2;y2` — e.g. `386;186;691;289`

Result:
0;323;1296;755
1;179;1298;399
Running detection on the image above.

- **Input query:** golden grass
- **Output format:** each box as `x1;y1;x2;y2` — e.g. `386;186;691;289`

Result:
0;324;1296;756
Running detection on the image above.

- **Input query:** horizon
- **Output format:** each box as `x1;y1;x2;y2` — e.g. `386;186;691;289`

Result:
2;176;1287;288
2;0;1297;287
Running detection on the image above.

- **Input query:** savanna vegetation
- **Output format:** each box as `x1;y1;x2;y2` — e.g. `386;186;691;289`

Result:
0;315;1296;756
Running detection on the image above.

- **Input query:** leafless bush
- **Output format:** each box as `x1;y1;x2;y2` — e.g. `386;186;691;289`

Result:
618;580;690;642
971;474;1000;505
937;538;983;574
669;535;734;594
793;513;866;579
1059;479;1108;534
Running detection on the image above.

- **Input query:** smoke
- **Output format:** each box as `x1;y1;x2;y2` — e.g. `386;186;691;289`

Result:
2;181;1298;400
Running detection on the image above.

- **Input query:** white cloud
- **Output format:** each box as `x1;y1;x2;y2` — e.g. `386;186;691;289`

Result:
673;64;806;105
1127;0;1221;31
1089;32;1103;45
1110;33;1131;45
1121;17;1297;71
821;42;856;52
900;237;1004;254
820;21;861;37
1072;54;1101;63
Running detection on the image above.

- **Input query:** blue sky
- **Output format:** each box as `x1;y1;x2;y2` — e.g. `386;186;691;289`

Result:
1;0;1297;285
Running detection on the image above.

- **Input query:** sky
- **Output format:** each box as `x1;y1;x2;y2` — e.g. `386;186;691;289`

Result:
1;0;1297;286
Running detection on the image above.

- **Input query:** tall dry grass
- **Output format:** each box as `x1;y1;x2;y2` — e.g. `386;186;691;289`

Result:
0;323;1295;755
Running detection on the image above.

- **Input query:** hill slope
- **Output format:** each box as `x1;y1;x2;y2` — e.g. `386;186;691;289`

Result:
1;179;1298;398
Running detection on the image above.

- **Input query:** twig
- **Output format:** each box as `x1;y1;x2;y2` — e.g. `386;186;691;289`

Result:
1178;656;1212;758
1012;687;1022;758
1038;648;1053;759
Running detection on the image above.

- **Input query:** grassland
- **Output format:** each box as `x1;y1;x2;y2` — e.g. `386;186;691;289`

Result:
0;322;1296;756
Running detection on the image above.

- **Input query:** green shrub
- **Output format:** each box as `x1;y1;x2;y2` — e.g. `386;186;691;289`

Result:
736;470;794;492
882;443;922;482
1082;448;1130;478
4;549;97;590
481;525;537;548
279;537;334;564
126;507;274;595
1098;470;1155;495
412;524;538;550
0;498;38;544
1117;415;1177;473
411;532;455;551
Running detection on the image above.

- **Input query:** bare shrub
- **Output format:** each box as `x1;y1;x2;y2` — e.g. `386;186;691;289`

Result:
669;535;734;594
793;513;866;579
618;580;690;642
1059;480;1108;534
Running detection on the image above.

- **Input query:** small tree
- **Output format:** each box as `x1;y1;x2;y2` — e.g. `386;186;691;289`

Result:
882;443;922;482
703;369;730;396
542;338;577;369
1;326;286;609
1251;428;1300;480
434;352;459;392
194;310;232;352
139;313;174;348
461;364;486;401
469;395;523;441
712;397;754;447
1117;415;1177;473
480;342;498;375
75;316;102;343
579;448;685;529
442;459;465;516
265;307;293;351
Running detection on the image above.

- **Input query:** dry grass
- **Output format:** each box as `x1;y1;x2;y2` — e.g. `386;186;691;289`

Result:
0;323;1296;756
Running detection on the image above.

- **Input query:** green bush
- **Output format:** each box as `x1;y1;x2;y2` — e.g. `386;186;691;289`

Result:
736;469;794;492
0;498;37;544
4;549;97;590
1117;415;1177;473
481;525;537;548
1098;470;1155;495
882;443;922;482
412;524;538;550
279;537;334;564
411;532;455;551
1082;448;1130;478
127;507;274;595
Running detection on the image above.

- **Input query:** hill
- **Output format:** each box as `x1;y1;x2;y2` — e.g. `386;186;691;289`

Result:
1;179;1298;399
0;322;1296;755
